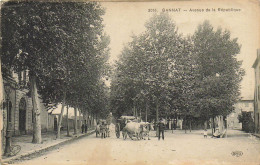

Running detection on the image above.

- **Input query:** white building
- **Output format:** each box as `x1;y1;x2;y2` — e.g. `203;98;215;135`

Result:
227;100;254;129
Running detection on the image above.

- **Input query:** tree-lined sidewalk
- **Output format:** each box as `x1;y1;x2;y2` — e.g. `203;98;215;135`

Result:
1;1;110;145
2;129;95;164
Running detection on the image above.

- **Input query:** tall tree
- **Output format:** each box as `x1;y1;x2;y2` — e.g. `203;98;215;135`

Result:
1;1;50;143
1;2;109;141
110;13;186;122
192;21;245;129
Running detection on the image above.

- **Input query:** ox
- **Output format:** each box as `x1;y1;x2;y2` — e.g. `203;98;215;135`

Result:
122;121;144;140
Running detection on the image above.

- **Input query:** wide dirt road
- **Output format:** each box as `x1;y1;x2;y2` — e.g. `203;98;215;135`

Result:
19;129;260;165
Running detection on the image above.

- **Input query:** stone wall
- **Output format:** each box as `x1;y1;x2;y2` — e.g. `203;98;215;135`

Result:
3;86;54;136
39;98;48;132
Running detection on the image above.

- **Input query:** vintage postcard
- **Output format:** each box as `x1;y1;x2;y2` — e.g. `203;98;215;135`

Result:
0;0;260;165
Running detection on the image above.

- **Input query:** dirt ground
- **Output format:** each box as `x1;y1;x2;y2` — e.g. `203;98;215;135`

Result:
17;128;260;165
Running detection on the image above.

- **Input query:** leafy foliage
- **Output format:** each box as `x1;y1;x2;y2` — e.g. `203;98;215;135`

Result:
110;13;192;120
110;14;244;123
1;2;110;127
192;21;245;120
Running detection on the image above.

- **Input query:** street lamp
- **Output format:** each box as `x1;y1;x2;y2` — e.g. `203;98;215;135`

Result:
4;83;12;156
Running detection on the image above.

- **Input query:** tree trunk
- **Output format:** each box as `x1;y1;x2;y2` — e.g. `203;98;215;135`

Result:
213;117;215;132
145;102;148;122
86;112;89;126
184;115;187;134
90;113;93;128
204;120;208;130
74;107;78;135
189;118;192;132
156;99;159;137
81;111;84;127
212;117;215;135
66;105;70;137
56;91;66;139
95;113;97;126
156;99;159;123
92;113;94;127
174;115;177;130
83;111;86;124
136;108;138;119
0;56;5;156
90;114;92;128
30;74;42;143
74;108;78;135
224;116;227;138
133;106;136;118
139;108;141;121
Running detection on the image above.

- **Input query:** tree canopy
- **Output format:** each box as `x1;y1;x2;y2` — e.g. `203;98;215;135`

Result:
192;21;244;120
1;1;110;140
110;13;192;120
110;14;244;123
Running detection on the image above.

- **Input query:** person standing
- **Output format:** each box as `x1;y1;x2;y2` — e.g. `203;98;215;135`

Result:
85;123;88;133
81;124;85;134
100;122;106;139
115;122;120;138
158;118;165;140
204;129;208;138
146;124;151;140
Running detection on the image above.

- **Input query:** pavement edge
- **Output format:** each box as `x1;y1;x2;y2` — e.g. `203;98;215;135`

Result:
1;130;95;164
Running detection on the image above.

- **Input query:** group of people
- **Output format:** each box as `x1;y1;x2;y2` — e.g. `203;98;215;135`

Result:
115;118;166;140
81;123;88;134
114;117;229;141
203;128;223;138
96;121;110;139
100;122;109;138
115;117;228;140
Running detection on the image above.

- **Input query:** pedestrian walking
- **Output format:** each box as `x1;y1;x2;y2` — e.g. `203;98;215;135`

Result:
122;127;127;140
81;124;85;134
85;123;88;133
158;118;165;140
204;129;208;138
146;123;151;140
100;122;106;139
115;122;120;138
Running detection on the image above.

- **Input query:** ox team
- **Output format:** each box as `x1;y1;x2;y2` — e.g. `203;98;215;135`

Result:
96;116;166;140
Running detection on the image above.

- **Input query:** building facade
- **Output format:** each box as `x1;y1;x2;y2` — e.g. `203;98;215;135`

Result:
252;49;260;134
2;69;54;137
227;100;254;129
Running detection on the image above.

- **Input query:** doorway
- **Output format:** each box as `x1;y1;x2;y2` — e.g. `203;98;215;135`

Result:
19;98;26;134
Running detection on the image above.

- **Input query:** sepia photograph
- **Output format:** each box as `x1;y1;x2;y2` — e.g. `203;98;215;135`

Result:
0;0;259;164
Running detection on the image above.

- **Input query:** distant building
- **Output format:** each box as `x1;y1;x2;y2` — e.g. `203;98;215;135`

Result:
60;115;84;131
227;100;254;129
252;49;260;133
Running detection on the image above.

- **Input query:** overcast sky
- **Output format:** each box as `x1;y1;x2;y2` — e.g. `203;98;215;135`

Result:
101;0;260;100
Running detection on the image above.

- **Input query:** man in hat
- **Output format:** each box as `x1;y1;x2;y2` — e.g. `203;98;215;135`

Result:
81;123;85;134
85;123;88;133
158;118;165;140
